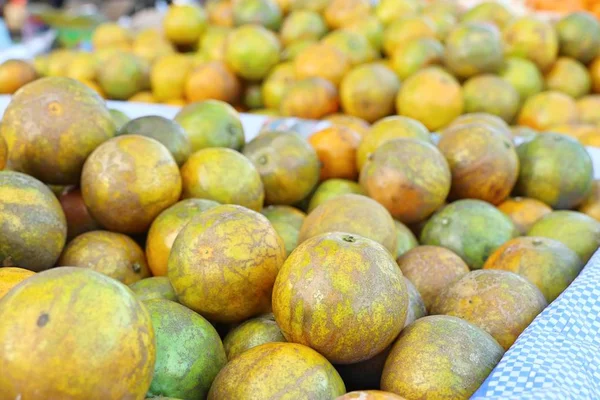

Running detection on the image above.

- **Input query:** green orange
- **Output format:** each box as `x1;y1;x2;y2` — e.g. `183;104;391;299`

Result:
223;313;286;360
307;179;364;212
129;277;177;302
261;205;306;256
462;74;520;123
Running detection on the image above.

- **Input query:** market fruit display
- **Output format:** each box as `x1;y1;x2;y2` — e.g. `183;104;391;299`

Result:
1;1;600;399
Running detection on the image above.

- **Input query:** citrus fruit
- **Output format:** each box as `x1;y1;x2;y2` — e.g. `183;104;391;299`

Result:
322;29;378;66
261;205;306;255
515;133;593;209
0;59;37;94
185;61;242;104
164;4;208;47
346;16;384;51
545;57;591;99
590;55;600;93
360;138;451;224
528;210;600;262
175;99;244;151
556;11;600;64
307;179;364;212
577;95;600;124
308;125;361;180
273;231;408;363
244;84;266;109
0;267;155;399
375;0;420;26
0;267;35;299
444;22;504;79
0;171;66;271
421;199;519;269
1;77;115;185
325;114;370;137
340;63;400;123
299;193;397;254
262;62;296;109
281;39;317;61
503;16;558;72
208;343;345;399
439;123;519;205
168;205;285;322
207;0;234;26
422;4;457;39
397;245;469;311
243;131;320;205
391;37;443;80
279;77;339;119
462;74;520;123
181;148;264;211
280;10;327;45
81;135;182;234
146;199;220;276
97;52;148;100
498;57;544;104
58;230;150;285
223;313;286;360
145;299;227;399
117;116;191;166
198;26;231;61
394;220;419;259
383;16;436;57
517;91;579;130
294;42;350;86
403;277;427;327
129;277;177;302
461;1;514;29
92;23;131;50
324;0;371;29
129;91;156;103
484;237;583;302
0;136;6;170
396;67;463;131
57;187;100;240
381;315;504;399
498;197;553;235
225;24;281;80
446;112;511;137
578;180;600;221
150;54;193;101
232;0;283;31
432;270;547;350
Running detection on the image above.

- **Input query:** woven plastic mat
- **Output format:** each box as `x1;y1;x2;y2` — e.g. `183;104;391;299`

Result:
472;249;600;399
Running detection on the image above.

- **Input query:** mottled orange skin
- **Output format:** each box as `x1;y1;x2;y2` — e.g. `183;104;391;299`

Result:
198;26;230;62
325;114;370;137
337;391;407;400
164;4;207;47
223;313;286;360
97;52;149;100
243;131;320;205
322;30;378;66
0;59;37;94
517;91;579;130
81;135;181;234
146;199;220;276
461;1;514;29
528;210;600;263
439;123;519;205
397;245;469;311
280;10;327;46
0;267;155;399
382;16;436;56
579;180;600;221
169;205;286;323
346;16;384;51
181;148;264;211
294;42;350;87
307;179;365;212
185;61;241;104
58;187;101;241
545;57;591;99
0;267;35;299
340;64;401;123
208;342;345;399
503;16;558;72
484;237;583;302
360;138;451;224
375;0;421;26
207;0;234;27
261;205;306;256
0;135;7;170
1;77;116;185
225;25;281;81
356;116;431;170
498;197;553;235
391;37;443;80
324;0;371;28
262;62;296;110
396;67;464;132
0;171;67;271
280;77;339;119
299;193;397;254
151;54;193;102
447;112;511;138
403;276;427;326
273;232;408;363
132;30;174;65
432;270;547;350
308;126;361;181
129;276;177;302
381;315;504;399
58;230;150;285
462;74;521;124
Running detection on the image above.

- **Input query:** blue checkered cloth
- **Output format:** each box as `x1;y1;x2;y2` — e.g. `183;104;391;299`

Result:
471;249;600;399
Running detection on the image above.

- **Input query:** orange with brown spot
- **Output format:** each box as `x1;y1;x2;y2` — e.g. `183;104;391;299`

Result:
81;135;182;234
169;205;286;323
308;125;361;181
397;245;470;311
58;230;150;285
273;232;408;364
498;196;553;235
360;138;451;224
438;123;519;205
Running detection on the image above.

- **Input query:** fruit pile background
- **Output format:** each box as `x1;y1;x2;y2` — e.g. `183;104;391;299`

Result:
1;1;600;400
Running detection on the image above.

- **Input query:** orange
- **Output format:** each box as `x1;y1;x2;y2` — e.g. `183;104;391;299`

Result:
185;61;241;104
308;125;361;180
293;42;350;86
164;4;208;47
0;268;35;299
280;77;339;119
498;197;553;235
